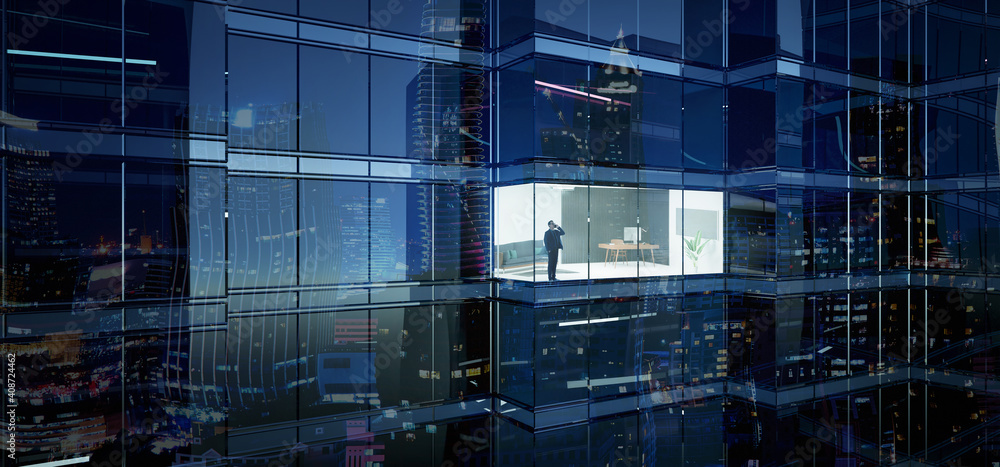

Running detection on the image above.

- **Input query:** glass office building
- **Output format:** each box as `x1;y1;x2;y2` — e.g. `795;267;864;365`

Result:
0;0;998;465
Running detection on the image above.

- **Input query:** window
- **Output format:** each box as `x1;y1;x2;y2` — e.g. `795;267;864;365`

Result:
228;36;297;150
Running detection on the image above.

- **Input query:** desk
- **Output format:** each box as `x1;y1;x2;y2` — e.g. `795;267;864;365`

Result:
598;243;660;267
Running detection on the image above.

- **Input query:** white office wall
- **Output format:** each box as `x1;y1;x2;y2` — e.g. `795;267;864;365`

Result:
495;183;565;245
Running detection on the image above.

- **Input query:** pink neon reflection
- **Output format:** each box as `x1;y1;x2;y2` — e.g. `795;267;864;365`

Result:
535;80;631;107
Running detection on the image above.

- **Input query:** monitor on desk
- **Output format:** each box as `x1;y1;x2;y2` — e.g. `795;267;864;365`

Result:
623;227;641;243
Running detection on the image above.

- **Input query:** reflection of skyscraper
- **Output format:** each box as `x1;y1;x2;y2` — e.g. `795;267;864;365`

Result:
369;196;404;282
338;197;369;281
7;147;59;242
408;0;490;278
588;28;644;165
4;147;81;305
413;0;487;160
540;28;645;164
229;177;297;288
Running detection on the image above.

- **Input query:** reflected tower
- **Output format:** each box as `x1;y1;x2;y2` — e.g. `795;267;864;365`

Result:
588;27;644;165
407;0;490;279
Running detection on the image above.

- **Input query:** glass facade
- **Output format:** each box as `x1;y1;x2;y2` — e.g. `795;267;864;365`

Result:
0;0;998;465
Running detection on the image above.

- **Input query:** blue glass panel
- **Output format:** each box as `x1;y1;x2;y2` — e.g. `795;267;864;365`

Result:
300;46;369;155
228;36;297;150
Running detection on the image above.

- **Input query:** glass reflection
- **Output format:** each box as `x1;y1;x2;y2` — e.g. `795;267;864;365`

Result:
125;331;227;465
0;286;995;463
3;0;1000;465
8;336;124;464
5;151;122;309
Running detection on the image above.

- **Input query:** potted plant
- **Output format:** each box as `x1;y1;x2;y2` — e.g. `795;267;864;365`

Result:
684;230;710;272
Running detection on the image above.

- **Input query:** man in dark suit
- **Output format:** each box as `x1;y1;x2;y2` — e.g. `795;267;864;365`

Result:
543;220;565;281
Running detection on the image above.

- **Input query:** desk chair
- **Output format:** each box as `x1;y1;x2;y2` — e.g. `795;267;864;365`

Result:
606;239;625;266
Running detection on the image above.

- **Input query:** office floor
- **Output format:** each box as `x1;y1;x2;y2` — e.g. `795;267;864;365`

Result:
496;260;680;281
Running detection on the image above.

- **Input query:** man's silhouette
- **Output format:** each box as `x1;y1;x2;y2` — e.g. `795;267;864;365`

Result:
543;220;565;281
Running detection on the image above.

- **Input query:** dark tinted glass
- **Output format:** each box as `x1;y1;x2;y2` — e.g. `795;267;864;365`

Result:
684;0;725;67
370;56;420;158
806;84;849;172
232;0;296;15
300;0;368;25
124;1;226;131
536;0;587;41
300;46;369;155
639;0;682;58
729;0;776;65
729;80;776;171
814;4;848;69
849;91;879;174
637;73;682;168
7;7;122;124
591;0;637;49
778;0;811;60
370;0;424;36
850;8;880;77
499;0;533;45
498;62;535;163
682;83;724;169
